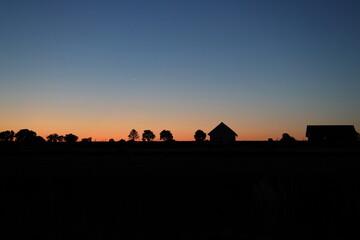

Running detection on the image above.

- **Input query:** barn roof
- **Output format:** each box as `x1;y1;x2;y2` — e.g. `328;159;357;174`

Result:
208;122;238;136
306;125;357;137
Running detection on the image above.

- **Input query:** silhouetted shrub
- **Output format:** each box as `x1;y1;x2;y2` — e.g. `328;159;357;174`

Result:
65;134;78;143
194;130;206;142
47;133;60;142
81;137;92;143
280;133;296;143
109;139;115;142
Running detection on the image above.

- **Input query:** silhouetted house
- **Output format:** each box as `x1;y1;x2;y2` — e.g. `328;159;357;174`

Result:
306;125;357;143
208;122;237;143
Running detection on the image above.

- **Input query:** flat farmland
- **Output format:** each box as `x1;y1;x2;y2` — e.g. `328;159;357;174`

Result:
1;142;360;239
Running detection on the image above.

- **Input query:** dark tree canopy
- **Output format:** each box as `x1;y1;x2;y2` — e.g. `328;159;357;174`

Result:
0;130;15;142
65;134;78;143
142;130;155;142
194;130;206;142
58;135;65;142
15;129;37;143
160;130;173;142
35;136;46;143
46;133;59;143
128;129;139;141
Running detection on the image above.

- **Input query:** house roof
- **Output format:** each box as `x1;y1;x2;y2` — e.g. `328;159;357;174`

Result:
306;125;357;137
208;122;238;136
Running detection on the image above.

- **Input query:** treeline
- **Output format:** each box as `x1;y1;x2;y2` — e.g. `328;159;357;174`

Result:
0;129;79;143
0;129;301;144
0;129;208;143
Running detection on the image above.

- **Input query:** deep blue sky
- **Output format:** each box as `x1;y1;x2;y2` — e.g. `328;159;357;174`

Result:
1;0;359;140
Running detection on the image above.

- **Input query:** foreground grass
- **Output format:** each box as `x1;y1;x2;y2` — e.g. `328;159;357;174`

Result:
1;142;360;239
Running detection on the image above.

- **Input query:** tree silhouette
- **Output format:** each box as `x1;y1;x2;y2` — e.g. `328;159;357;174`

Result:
128;129;139;141
65;134;78;143
280;133;296;143
46;133;59;142
58;135;65;142
35;136;46;143
0;130;15;142
15;129;37;143
160;130;173;142
194;130;206;142
142;130;155;142
109;138;115;142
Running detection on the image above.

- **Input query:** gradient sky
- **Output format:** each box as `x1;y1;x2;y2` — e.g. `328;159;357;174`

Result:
1;0;359;141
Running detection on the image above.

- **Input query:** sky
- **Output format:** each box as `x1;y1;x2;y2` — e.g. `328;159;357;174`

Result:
1;0;359;141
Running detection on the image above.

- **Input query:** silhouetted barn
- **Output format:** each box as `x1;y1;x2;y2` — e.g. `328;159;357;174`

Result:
208;122;237;143
306;125;358;143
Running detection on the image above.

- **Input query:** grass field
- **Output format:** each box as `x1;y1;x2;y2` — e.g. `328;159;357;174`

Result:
1;141;360;239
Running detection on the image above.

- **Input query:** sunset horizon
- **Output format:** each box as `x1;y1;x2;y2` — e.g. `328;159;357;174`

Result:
1;0;359;142
2;121;358;142
1;1;360;237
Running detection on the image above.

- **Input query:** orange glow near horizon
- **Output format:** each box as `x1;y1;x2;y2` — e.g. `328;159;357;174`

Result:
1;1;360;144
2;120;308;142
0;102;355;142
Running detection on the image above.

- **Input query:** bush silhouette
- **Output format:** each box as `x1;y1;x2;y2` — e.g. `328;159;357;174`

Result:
46;133;60;142
280;133;296;143
81;137;92;143
194;130;206;142
65;134;78;143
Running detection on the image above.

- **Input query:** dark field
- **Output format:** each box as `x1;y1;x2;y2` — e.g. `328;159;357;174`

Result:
1;142;360;239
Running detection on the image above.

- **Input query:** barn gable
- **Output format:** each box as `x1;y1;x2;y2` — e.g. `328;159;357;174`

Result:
208;122;237;143
306;125;357;143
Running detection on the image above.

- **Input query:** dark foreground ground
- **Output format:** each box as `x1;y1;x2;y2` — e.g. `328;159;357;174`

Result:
1;141;360;239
